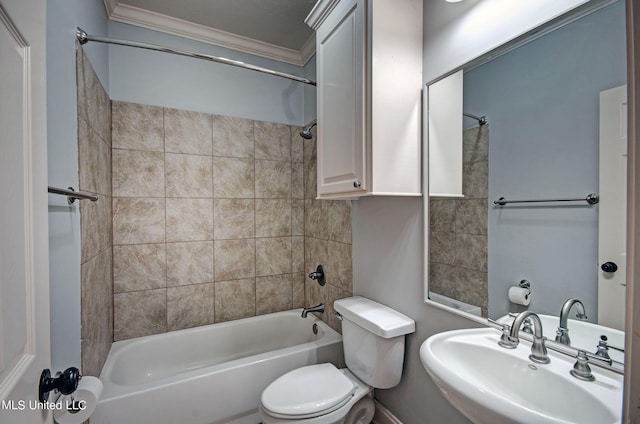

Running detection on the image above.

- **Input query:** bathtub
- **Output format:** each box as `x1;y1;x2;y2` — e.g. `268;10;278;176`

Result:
92;310;343;424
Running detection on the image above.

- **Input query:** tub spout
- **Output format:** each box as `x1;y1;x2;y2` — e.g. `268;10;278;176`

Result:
302;304;325;318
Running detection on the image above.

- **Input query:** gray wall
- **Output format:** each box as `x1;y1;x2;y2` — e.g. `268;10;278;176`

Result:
463;0;626;319
108;22;308;126
47;0;109;372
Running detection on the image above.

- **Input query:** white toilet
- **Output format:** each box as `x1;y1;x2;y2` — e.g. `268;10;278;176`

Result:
259;296;415;424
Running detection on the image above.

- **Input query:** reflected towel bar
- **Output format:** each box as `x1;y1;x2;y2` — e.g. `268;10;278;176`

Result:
48;186;98;203
494;193;599;206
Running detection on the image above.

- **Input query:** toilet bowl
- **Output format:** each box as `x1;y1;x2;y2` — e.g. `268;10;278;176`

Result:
259;297;415;424
259;364;374;424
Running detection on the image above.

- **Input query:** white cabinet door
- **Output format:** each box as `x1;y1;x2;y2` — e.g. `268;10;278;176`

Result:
0;1;50;422
316;0;366;196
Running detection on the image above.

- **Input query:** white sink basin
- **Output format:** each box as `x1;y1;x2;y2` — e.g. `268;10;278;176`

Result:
420;328;623;424
496;314;625;363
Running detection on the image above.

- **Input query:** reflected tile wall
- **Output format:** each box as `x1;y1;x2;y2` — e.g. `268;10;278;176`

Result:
77;45;113;377
111;103;352;340
429;125;489;317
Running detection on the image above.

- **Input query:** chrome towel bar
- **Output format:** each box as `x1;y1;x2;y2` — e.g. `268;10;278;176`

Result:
494;193;599;206
48;186;98;203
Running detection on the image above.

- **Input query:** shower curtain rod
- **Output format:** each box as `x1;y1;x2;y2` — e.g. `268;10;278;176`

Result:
76;28;317;86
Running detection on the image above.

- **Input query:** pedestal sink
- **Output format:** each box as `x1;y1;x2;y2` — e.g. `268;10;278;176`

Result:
419;328;622;424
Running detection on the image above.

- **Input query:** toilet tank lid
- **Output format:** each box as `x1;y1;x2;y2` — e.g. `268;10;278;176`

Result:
334;297;415;338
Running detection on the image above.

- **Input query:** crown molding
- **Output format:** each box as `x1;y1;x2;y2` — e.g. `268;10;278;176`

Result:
305;0;341;30
105;2;315;66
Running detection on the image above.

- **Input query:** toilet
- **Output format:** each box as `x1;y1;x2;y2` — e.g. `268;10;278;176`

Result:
259;296;415;424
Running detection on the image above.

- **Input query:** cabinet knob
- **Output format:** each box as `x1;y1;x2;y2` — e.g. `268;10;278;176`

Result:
601;262;618;273
353;180;361;188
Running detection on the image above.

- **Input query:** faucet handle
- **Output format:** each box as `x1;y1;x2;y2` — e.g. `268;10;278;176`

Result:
488;319;518;349
570;350;595;381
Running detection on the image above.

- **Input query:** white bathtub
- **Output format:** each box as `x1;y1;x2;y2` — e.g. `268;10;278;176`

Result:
92;310;343;424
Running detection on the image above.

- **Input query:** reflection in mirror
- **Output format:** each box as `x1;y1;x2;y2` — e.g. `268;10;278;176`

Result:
426;0;627;354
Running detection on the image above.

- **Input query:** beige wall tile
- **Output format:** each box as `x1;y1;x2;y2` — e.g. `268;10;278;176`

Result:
214;239;256;281
255;199;291;237
463;161;488;199
256;274;292;315
167;283;214;331
213;157;254;198
455;233;488;272
291;127;304;163
112;101;164;151
212;115;254;158
429;263;457;299
255;121;291;161
291;162;304;200
78;117;97;193
305;199;328;239
305;237;328;274
327;241;353;293
114;289;167;341
430;231;456;266
304;158;317;200
455;199;488;235
113;198;165;245
328;201;351;244
96;136;112;196
292;236;304;273
256;237;292;277
165;153;213;198
164;108;212;155
292;272;305;308
80;249;113;375
113;244;166;293
213;199;255;239
80;199;99;263
429;199;456;232
112;149;165;197
454;267;488;312
255;160;291;198
292;199;304;237
215;278;256;322
166;198;214;242
97;194;113;253
166;241;214;286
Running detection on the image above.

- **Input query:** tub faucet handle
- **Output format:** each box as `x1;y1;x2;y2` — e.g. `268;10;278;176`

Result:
308;265;325;286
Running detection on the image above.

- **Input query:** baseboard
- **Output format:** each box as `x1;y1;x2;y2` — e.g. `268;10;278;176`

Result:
372;400;402;424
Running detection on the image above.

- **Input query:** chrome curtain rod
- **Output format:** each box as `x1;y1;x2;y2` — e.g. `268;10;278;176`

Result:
463;112;487;126
48;186;98;203
494;193;599;206
76;28;316;86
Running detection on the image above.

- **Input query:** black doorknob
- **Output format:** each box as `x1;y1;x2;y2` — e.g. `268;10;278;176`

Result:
601;262;618;273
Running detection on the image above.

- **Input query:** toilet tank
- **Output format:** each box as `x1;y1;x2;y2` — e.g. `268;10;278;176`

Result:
334;297;415;389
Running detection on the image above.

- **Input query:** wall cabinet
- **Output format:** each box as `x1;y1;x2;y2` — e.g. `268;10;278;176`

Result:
306;0;423;199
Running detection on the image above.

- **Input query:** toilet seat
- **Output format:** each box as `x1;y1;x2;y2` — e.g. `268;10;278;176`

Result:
260;363;356;419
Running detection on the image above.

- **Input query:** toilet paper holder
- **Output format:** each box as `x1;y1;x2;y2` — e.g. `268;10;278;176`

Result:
39;367;82;403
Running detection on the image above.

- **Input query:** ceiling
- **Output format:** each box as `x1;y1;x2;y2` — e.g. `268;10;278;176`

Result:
102;0;318;65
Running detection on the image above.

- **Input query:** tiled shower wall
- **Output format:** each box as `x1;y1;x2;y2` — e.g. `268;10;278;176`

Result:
111;102;353;340
77;46;113;376
429;125;489;317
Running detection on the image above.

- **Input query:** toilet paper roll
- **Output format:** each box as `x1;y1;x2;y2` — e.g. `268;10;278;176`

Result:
508;286;531;306
53;376;103;424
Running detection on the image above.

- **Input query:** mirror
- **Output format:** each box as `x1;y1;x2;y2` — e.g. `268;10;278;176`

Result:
425;0;627;353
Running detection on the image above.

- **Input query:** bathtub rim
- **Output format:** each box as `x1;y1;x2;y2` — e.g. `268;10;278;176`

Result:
98;309;343;401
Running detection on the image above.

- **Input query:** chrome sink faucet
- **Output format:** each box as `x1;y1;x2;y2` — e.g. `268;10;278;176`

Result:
498;311;550;364
555;298;587;345
301;303;324;318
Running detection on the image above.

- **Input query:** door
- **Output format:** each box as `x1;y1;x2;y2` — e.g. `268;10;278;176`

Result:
0;1;50;422
598;84;627;331
315;0;366;196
